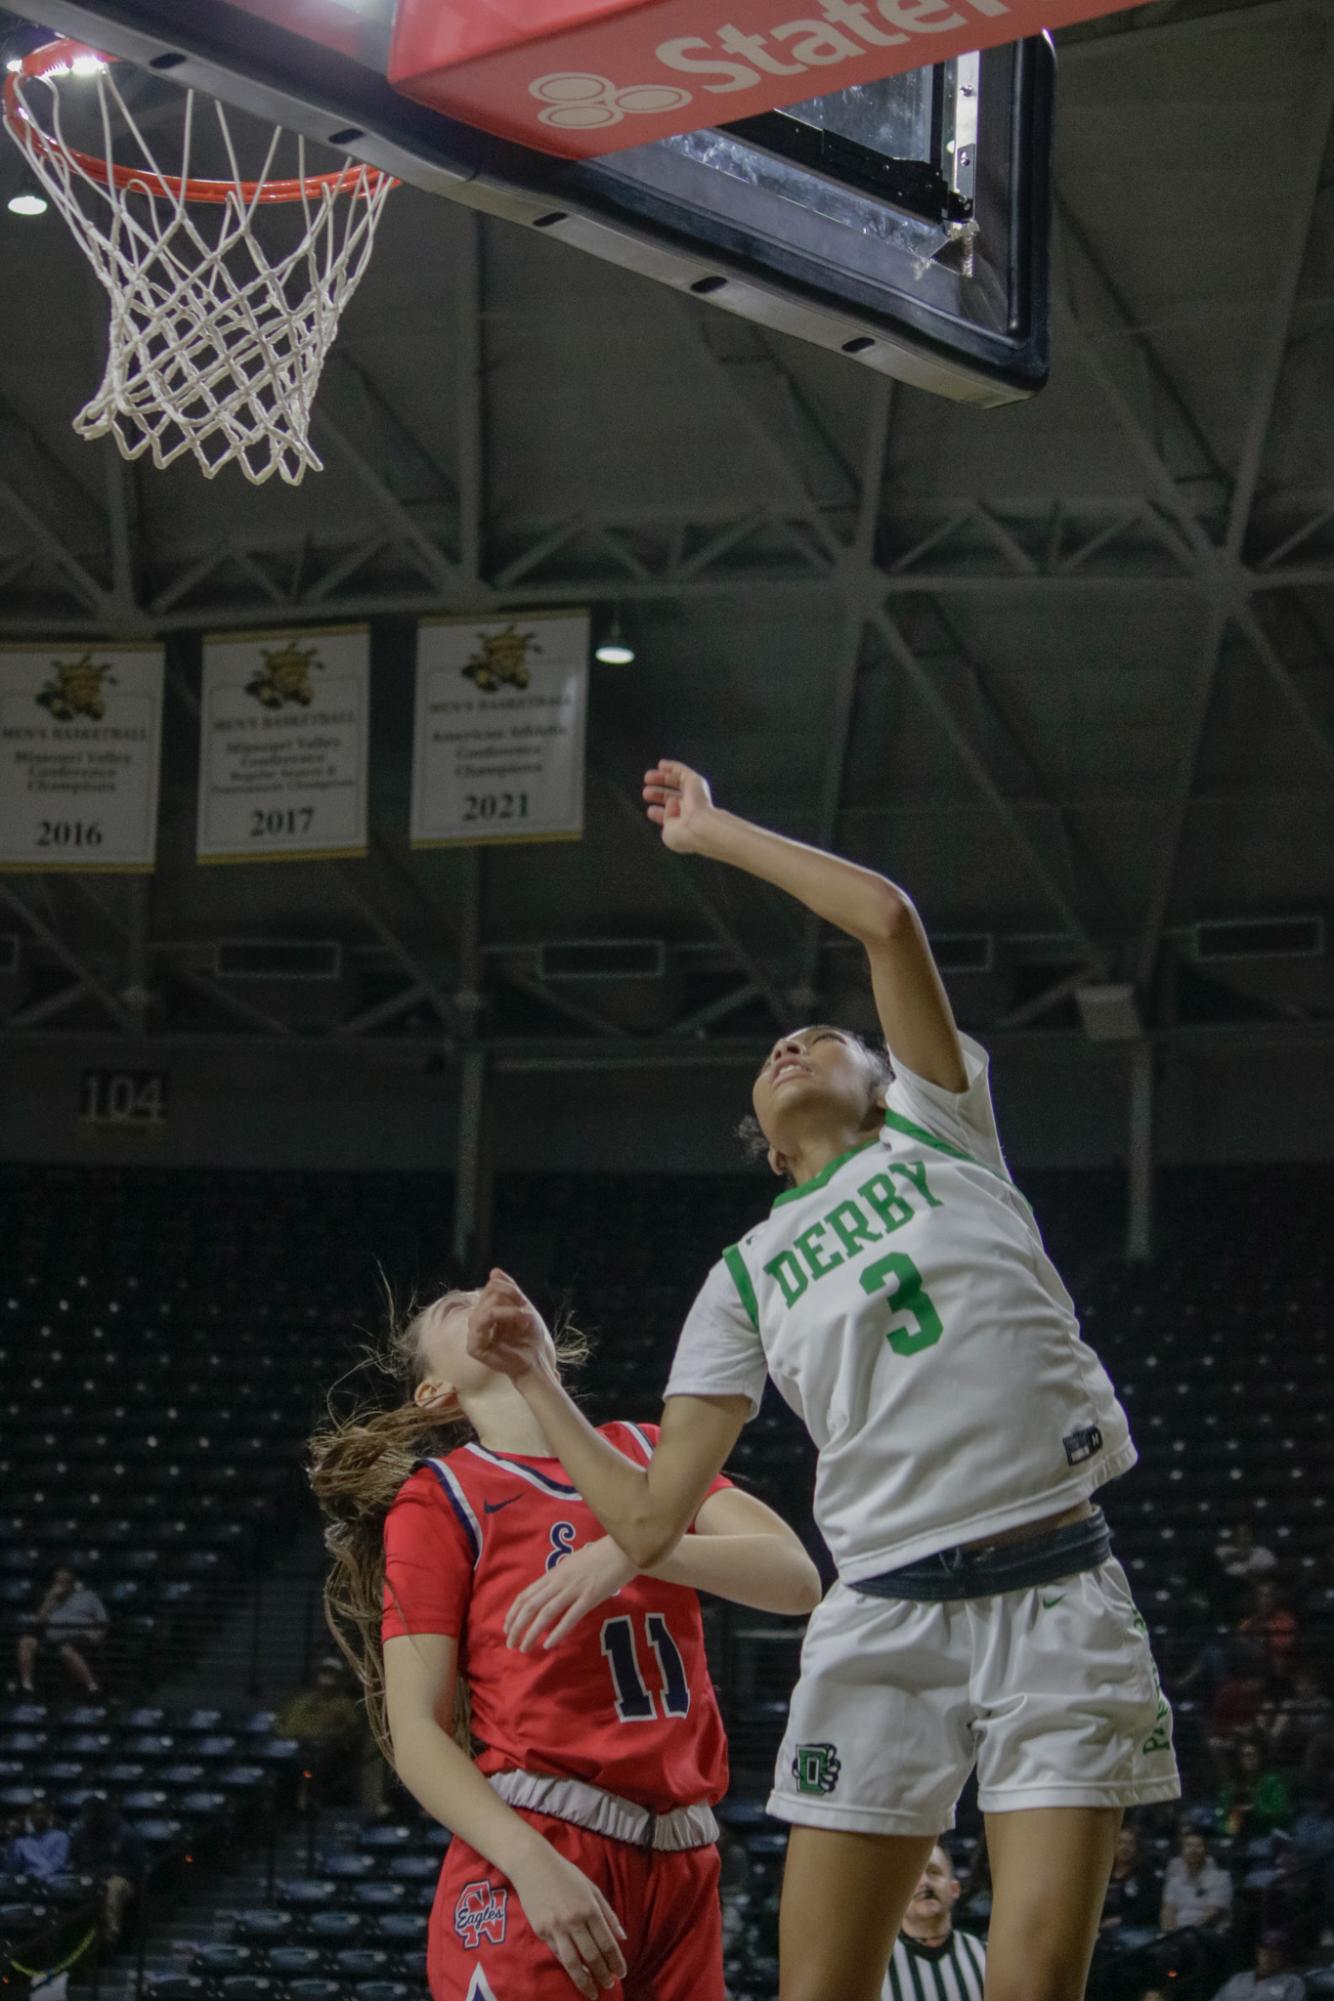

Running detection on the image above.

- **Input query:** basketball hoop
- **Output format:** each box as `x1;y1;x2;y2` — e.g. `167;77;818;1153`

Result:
2;39;396;484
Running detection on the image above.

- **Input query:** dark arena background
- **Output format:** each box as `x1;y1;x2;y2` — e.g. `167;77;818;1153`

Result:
1;0;1334;1996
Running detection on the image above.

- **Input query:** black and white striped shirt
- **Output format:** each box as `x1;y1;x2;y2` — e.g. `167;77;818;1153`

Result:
884;1928;987;2001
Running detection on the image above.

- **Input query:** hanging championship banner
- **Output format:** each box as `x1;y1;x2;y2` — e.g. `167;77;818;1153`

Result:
0;645;163;871
410;610;590;848
197;627;370;863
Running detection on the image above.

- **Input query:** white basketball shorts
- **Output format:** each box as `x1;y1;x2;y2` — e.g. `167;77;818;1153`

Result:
768;1556;1180;1836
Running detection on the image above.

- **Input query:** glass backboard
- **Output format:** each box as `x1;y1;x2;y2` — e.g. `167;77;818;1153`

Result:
10;0;1051;404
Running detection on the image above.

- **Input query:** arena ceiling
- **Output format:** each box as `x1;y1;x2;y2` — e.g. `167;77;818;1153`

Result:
0;0;1331;1058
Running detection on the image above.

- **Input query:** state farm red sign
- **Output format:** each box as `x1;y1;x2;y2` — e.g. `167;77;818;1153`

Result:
390;0;1133;159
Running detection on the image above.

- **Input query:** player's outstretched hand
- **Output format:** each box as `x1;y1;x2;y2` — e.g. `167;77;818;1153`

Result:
506;1536;637;1654
466;1269;551;1381
510;1842;627;1997
642;758;715;853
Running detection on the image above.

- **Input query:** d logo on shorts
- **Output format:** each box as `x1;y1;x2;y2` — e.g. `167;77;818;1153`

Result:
454;1880;508;1950
792;1741;841;1795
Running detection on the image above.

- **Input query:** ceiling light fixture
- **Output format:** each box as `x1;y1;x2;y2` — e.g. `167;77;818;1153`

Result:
7;172;48;218
594;612;635;666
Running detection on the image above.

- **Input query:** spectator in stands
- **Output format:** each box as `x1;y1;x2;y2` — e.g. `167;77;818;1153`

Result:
1293;1780;1334;1866
1241;1582;1299;1681
1216;1736;1292;1840
274;1656;363;1810
7;1797;69;1883
1291;1779;1334;1930
1300;1708;1334;1803
16;1566;107;1696
1210;1640;1270;1754
68;1795;145;1944
1100;1823;1162;1935
1182;1628;1255;1707
1260;1666;1334;1772
1208;1930;1306;2001
1161;1828;1232;1937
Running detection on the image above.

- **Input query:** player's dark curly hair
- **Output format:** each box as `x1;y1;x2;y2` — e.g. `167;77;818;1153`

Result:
736;1033;894;1178
308;1286;588;1762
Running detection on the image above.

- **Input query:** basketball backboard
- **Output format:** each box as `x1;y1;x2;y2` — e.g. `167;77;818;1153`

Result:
11;0;1051;404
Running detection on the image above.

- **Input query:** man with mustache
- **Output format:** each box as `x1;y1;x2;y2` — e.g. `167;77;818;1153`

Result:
884;1842;986;2001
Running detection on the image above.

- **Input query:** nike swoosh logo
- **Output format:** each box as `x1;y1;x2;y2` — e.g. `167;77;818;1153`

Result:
1042;1593;1066;1608
483;1497;519;1515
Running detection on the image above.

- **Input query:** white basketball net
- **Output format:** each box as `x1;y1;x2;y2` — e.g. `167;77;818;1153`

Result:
3;52;395;485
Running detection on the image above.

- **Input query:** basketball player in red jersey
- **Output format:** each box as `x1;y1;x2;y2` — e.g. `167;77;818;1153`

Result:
310;1287;821;2001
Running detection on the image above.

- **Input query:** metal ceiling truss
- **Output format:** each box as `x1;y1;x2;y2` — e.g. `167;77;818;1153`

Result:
7;484;1334;631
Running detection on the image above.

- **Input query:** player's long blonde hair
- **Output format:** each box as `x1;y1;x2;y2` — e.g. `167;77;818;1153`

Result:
308;1287;588;1762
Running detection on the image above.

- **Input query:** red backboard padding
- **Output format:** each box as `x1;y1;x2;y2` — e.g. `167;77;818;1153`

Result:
389;0;1138;159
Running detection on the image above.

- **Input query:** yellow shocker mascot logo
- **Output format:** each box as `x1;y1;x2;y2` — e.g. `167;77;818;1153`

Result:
245;641;322;708
36;655;117;722
463;624;540;693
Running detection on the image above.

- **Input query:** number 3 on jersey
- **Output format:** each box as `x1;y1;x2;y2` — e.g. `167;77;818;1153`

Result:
601;1613;690;1722
860;1251;943;1356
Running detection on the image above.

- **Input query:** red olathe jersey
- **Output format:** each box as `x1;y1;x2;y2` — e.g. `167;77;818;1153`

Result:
382;1421;731;1815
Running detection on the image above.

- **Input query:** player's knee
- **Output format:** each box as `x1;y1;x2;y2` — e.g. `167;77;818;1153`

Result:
985;1944;1088;2001
779;1964;884;2001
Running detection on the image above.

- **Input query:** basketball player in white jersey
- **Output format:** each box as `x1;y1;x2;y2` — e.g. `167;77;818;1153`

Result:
467;758;1180;2001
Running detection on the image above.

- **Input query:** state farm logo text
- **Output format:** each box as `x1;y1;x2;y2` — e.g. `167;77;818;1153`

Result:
529;0;1009;126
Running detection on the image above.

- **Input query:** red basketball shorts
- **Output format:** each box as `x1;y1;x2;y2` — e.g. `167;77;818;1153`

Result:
427;1807;724;2001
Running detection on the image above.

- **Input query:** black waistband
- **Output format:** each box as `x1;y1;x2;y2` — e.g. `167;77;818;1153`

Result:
852;1508;1111;1603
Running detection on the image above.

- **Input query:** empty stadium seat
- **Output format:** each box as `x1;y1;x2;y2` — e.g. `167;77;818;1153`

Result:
191;1942;254;1976
232;1910;294;1944
306;1908;365;1945
265;1945;325;1978
217;1979;277;2001
334;1947;392;1981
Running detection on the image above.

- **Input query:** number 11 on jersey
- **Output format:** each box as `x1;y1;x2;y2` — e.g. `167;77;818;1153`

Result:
600;1613;691;1722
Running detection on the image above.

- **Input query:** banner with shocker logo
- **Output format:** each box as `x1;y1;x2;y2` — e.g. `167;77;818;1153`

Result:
196;627;371;864
410;611;590;848
0;645;164;872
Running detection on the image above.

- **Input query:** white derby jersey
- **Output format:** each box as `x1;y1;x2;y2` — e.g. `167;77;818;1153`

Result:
664;1035;1136;1582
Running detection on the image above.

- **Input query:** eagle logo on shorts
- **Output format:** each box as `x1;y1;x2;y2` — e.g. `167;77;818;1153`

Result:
792;1742;841;1795
454;1880;508;1950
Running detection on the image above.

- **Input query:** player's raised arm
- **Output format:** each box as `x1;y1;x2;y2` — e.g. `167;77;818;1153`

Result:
505;1484;822;1653
643;757;966;1093
467;1271;749;1569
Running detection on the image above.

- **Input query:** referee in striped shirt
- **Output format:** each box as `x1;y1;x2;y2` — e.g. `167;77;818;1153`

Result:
883;1841;987;2001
